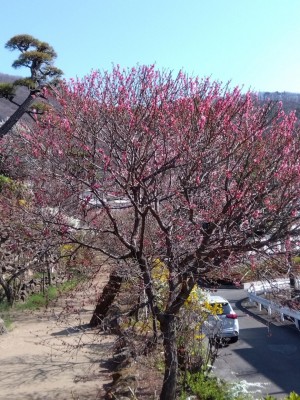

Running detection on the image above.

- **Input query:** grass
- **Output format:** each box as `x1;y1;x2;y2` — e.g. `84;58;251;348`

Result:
59;278;81;293
0;276;83;327
0;300;10;313
1;313;13;330
17;277;82;311
15;286;58;311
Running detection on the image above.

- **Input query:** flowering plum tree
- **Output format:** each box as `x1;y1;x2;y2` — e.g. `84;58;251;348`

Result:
4;65;300;399
0;175;61;305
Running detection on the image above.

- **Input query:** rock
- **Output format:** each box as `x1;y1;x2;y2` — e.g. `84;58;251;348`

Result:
106;365;138;399
0;318;7;335
113;347;132;363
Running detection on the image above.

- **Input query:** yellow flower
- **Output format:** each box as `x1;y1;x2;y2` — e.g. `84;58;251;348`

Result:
152;258;169;282
60;243;76;255
195;334;205;340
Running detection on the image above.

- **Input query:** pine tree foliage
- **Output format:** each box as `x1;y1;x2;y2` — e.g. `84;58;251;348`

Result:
0;34;63;138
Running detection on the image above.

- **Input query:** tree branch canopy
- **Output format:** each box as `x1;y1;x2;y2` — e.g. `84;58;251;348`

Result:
3;65;300;399
3;67;299;297
5;34;40;52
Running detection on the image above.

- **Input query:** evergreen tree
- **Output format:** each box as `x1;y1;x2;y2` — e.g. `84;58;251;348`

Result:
0;34;63;138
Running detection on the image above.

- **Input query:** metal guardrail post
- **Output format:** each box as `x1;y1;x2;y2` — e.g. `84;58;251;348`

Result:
280;313;284;322
268;306;272;316
247;279;300;331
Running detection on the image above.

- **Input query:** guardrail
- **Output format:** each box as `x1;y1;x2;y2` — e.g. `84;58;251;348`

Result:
247;279;300;330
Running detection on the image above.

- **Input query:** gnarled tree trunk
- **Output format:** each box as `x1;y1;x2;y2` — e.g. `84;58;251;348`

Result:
0;93;34;138
90;273;122;327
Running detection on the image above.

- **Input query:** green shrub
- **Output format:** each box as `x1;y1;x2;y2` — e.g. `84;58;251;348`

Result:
292;256;300;265
180;371;258;400
180;371;231;400
263;394;300;400
286;392;300;400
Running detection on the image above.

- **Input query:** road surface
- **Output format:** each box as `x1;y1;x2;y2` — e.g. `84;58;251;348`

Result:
212;286;300;399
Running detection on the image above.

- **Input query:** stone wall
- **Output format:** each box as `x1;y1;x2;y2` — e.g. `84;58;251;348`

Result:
15;274;67;302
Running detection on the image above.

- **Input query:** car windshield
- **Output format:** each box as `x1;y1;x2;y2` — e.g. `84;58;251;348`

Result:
210;302;231;315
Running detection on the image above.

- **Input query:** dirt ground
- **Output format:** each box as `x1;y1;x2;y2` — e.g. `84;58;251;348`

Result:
0;272;116;400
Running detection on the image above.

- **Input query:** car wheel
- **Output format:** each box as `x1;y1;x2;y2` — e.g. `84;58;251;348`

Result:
230;336;239;343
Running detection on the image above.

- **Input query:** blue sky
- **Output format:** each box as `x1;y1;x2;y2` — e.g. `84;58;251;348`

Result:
1;0;300;93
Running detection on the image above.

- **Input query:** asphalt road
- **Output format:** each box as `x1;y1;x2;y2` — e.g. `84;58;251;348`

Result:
212;286;300;399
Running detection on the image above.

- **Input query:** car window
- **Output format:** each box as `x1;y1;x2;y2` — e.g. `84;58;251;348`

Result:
210;302;231;315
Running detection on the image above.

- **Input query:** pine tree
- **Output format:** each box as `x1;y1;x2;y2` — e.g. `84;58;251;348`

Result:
0;34;63;138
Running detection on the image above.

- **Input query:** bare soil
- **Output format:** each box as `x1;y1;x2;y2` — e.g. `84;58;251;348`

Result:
0;271;116;400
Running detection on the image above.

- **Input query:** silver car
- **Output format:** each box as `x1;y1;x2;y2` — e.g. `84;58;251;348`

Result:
203;295;239;343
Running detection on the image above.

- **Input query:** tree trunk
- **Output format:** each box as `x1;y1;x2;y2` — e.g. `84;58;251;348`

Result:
90;273;122;327
159;313;178;400
1;282;15;305
47;264;52;286
0;93;34;138
0;274;15;305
